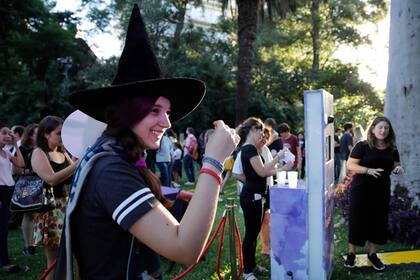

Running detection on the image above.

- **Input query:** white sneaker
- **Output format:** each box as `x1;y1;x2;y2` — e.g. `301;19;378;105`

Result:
254;265;269;274
172;182;181;188
185;181;195;186
243;272;257;280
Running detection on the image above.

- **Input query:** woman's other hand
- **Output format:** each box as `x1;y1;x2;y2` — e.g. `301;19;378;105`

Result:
281;162;294;171
205;120;240;163
392;165;403;175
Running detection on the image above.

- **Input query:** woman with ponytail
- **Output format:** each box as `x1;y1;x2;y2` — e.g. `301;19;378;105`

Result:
236;117;287;280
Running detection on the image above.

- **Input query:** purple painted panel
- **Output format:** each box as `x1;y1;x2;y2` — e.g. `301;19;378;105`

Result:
161;186;179;200
270;185;308;280
324;161;335;277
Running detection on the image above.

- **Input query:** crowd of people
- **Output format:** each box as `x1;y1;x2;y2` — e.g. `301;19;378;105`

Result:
1;114;402;279
0;112;304;279
0;4;404;280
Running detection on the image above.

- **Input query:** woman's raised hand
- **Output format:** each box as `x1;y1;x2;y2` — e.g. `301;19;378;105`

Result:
275;148;287;162
205;120;240;163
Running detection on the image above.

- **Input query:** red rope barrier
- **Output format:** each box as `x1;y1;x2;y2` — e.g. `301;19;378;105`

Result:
172;207;244;280
39;212;241;280
215;212;243;279
234;217;243;277
172;215;227;280
216;214;227;280
38;259;57;280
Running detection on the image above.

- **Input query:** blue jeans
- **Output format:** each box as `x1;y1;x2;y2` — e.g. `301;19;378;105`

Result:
0;186;14;266
183;154;195;183
334;153;341;181
156;162;170;187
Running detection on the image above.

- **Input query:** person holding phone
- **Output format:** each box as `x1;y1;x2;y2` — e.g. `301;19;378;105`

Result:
236;117;286;280
0;122;27;273
55;5;239;279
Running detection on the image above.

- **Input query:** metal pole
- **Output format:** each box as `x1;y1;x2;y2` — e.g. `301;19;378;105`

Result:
226;198;238;280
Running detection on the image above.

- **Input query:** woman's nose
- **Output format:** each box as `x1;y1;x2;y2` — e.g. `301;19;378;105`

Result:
160;113;171;129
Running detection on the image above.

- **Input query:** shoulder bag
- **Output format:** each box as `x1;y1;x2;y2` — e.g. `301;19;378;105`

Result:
10;152;56;212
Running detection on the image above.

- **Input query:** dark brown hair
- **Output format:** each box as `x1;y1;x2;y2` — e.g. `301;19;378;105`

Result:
264;118;277;130
236;117;264;147
103;96;165;204
12;125;25;137
21;124;39;148
278;123;290;134
366;116;396;150
36;116;64;153
343;122;353;131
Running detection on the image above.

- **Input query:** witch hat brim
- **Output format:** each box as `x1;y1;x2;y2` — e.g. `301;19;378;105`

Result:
69;4;205;123
69;78;205;122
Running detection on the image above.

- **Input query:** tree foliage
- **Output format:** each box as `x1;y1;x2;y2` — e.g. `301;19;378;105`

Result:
251;0;385;130
1;0;386;135
0;0;96;125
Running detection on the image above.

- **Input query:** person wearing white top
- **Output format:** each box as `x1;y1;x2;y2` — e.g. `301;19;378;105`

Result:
183;127;197;184
170;143;183;187
233;128;293;258
232;150;245;195
0;123;25;273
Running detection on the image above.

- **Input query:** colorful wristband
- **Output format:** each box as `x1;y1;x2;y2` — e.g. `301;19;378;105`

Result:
202;156;224;173
200;168;222;185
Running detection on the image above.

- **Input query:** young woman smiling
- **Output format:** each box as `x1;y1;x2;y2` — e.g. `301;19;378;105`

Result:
56;5;240;280
344;116;403;271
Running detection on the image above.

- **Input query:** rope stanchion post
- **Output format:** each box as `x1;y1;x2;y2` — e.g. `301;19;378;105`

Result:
226;198;239;280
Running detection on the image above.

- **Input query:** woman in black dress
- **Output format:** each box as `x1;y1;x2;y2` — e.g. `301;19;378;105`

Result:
344;116;403;271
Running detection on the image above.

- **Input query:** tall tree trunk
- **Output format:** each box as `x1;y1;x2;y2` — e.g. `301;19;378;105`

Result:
166;0;188;74
172;0;188;49
236;0;258;125
310;0;320;72
385;0;420;206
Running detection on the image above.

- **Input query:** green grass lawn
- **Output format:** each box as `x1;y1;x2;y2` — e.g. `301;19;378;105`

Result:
1;177;419;279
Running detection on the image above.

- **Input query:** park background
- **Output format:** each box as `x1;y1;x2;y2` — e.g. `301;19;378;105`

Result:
0;0;419;279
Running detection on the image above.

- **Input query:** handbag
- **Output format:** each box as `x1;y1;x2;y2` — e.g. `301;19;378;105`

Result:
10;151;56;213
10;175;56;213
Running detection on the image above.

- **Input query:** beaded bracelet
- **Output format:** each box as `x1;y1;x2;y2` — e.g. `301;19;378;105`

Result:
200;168;222;185
202;155;224;173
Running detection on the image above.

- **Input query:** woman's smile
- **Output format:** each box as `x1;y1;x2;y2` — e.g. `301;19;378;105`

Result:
132;96;171;149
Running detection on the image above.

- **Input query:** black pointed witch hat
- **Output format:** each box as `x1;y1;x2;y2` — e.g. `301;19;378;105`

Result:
69;4;205;123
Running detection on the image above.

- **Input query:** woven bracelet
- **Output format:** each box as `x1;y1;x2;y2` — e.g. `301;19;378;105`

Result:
202;155;224;173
